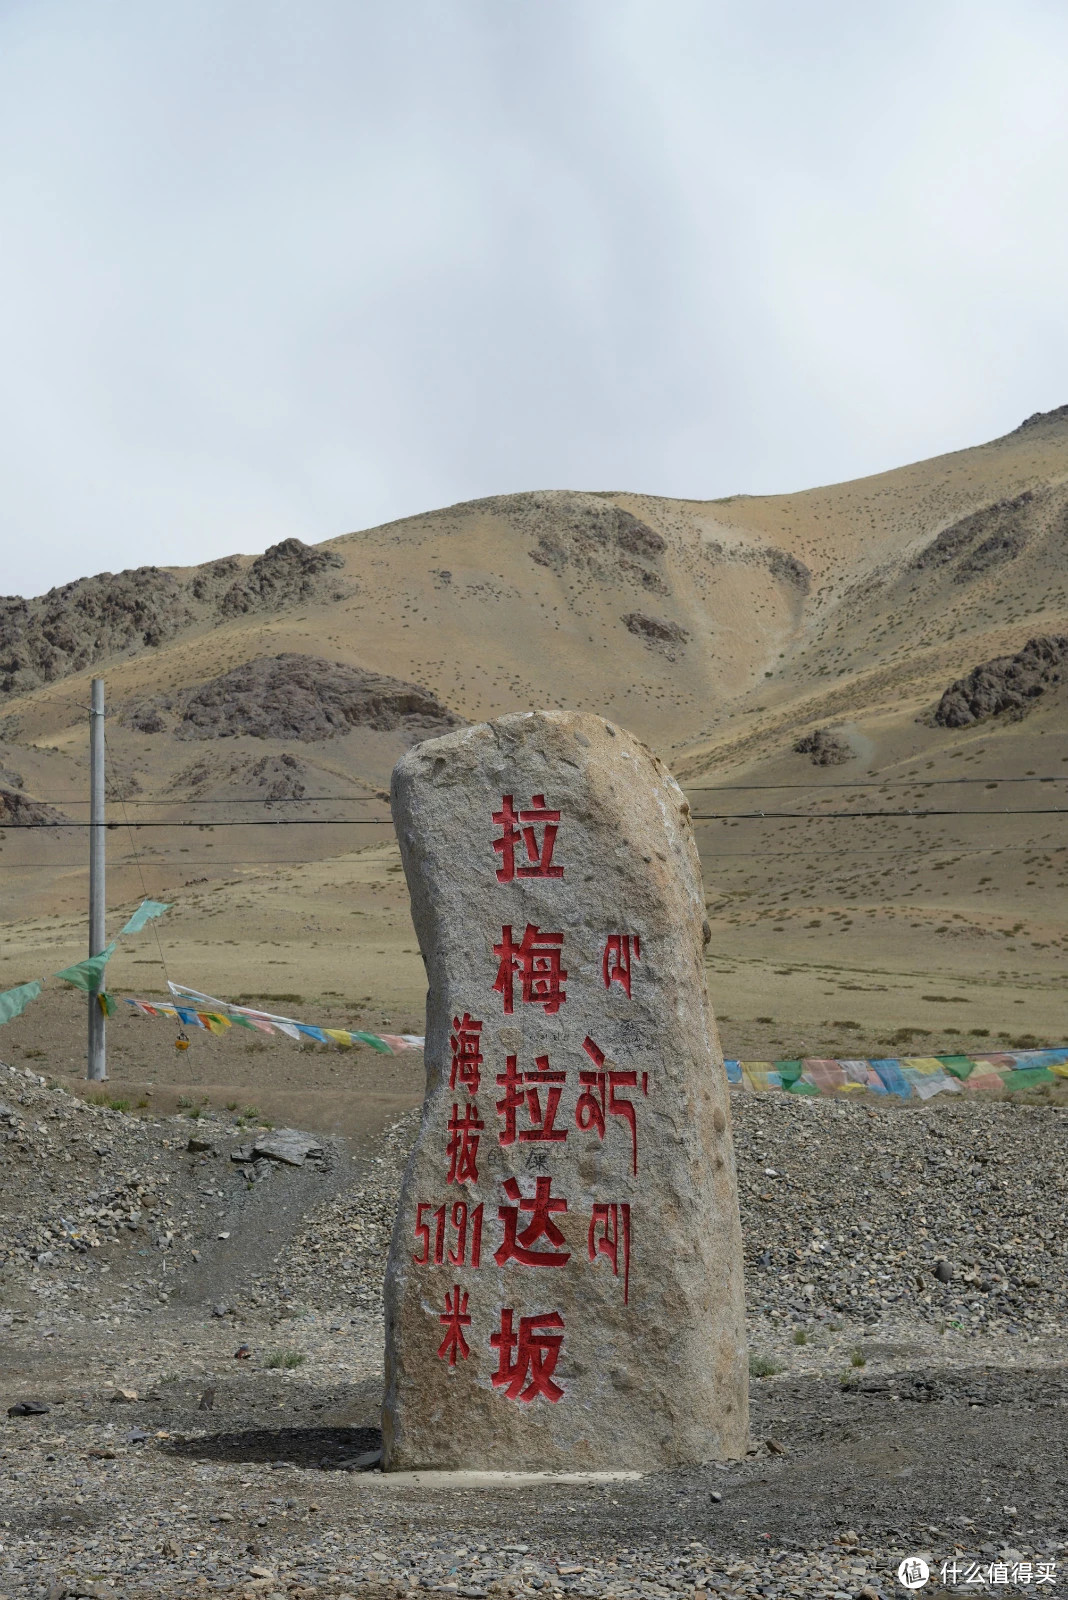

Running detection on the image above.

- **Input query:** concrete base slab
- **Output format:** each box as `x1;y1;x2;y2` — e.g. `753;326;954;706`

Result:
366;1468;644;1489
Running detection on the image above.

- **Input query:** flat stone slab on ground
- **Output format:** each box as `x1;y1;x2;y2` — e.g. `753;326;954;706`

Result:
231;1128;324;1165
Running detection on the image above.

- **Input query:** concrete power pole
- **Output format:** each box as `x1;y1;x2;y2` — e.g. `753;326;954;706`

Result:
87;677;107;1082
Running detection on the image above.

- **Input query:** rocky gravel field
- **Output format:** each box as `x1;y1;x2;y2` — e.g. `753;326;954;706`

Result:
1;1059;1065;1600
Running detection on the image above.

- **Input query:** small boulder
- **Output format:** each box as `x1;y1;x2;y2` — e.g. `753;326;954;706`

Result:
7;1399;50;1417
251;1128;323;1166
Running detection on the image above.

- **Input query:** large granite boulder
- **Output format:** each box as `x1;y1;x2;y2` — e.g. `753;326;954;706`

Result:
382;709;748;1471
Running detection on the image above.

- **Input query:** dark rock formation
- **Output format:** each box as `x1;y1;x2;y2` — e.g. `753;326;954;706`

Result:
128;654;464;744
0;570;194;696
0;539;348;701
622;612;689;650
1011;403;1068;433
0;788;69;826
218;539;344;615
793;728;854;765
932;635;1068;728
521;496;668;587
249;752;307;801
910;485;1068;584
761;548;812;593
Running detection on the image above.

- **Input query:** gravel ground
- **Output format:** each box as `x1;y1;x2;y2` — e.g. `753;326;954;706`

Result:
1;1060;1065;1600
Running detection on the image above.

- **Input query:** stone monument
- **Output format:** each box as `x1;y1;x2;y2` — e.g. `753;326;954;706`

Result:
383;709;749;1470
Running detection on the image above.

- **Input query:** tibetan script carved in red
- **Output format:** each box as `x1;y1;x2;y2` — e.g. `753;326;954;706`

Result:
490;1308;565;1402
602;934;641;996
493;924;567;1014
449;1013;484;1095
493;794;564;883
576;1035;642;1176
495;1175;571;1268
446;1102;484;1185
496;1053;567;1146
437;1285;472;1365
588;1201;632;1304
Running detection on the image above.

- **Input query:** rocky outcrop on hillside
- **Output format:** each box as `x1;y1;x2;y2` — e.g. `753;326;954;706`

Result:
1012;402;1068;432
911;484;1068;585
471;491;672;594
0;570;195;697
123;653;465;744
217;538;344;615
0;539;348;701
0;787;69;825
793;727;854;765
932;634;1068;728
623;611;689;653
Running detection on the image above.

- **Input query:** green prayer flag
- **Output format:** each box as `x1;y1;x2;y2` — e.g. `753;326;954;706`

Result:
939;1055;976;1081
119;900;171;936
55;943;117;992
1002;1066;1055;1092
98;991;117;1017
350;1030;394;1054
0;979;43;1025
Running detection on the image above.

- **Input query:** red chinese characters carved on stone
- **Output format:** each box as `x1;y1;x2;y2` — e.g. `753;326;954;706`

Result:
437;1285;472;1365
493;924;567;1015
490;1308;565;1402
602;934;641;997
576;1035;646;1176
496;1053;567;1146
493;794;564;883
449;1013;484;1095
446;1101;484;1185
588;1201;632;1304
495;1175;571;1268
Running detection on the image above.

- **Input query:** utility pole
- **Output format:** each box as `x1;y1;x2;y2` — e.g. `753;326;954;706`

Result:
87;677;107;1081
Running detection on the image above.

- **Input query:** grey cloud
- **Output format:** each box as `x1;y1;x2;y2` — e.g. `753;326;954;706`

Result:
1;0;1067;595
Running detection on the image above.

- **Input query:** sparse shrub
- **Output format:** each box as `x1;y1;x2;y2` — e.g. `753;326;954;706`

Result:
749;1353;783;1378
264;1349;305;1370
91;1094;130;1112
793;1329;808;1346
850;1348;866;1368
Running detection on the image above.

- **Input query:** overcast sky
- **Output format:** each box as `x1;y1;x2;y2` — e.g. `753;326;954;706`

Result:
2;1;1067;597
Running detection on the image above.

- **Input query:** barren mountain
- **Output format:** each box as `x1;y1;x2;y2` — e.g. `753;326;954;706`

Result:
1;405;1067;1062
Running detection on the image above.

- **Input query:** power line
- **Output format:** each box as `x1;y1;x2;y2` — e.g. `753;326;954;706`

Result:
684;774;1068;791
0;818;394;829
6;805;1068;829
0;841;1063;870
691;808;1068;820
38;794;388;805
22;774;1068;806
